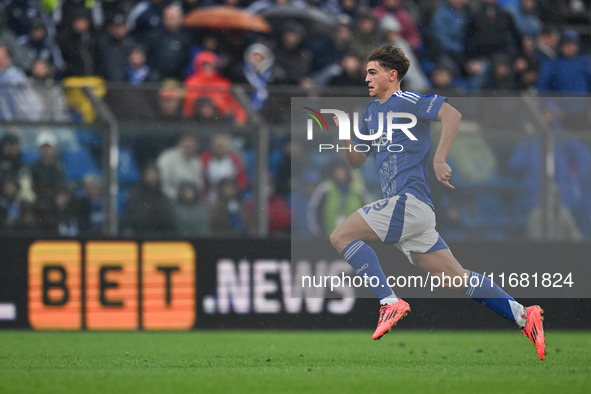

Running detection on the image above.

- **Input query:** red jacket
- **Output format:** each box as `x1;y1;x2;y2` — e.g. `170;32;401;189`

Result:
183;51;248;125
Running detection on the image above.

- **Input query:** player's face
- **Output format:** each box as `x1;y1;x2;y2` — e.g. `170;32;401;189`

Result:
365;60;396;99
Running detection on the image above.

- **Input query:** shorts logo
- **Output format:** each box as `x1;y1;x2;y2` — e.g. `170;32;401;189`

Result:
362;199;389;214
372;199;389;211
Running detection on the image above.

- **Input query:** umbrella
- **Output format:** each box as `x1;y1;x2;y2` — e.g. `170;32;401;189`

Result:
184;6;272;34
260;5;336;36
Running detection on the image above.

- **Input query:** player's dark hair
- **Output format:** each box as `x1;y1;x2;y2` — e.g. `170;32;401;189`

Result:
367;44;410;82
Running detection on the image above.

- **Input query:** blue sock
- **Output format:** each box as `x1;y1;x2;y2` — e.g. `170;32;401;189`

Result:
464;271;526;325
342;240;394;300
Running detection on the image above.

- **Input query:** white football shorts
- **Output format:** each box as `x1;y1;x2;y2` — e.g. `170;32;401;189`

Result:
357;193;448;264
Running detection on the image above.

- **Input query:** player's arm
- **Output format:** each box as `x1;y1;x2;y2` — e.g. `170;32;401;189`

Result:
434;101;462;189
333;115;367;169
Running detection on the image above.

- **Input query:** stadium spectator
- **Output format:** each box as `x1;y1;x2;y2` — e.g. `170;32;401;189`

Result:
294;0;343;16
53;0;103;33
464;0;524;90
4;0;51;38
537;29;591;129
527;182;581;240
193;97;230;122
183;51;248;125
247;0;293;13
96;13;136;82
430;60;455;90
187;33;220;76
31;131;64;193
0;4;35;70
18;18;65;72
101;0;127;27
208;177;250;236
513;34;539;90
31;131;65;230
327;51;366;86
307;158;370;237
379;15;429;92
373;0;422;52
30;58;70;121
156;133;205;201
0;134;35;203
146;3;192;81
339;0;363;20
77;173;104;234
0;45;42;121
513;0;542;37
201;134;248;200
172;181;208;237
231;43;283;112
273;22;312;85
484;54;516;90
534;25;560;64
215;31;251;82
349;9;380;61
158;79;184;120
57;9;97;77
124;162;174;235
430;0;469;67
54;182;80;236
429;57;468;92
0;176;25;230
127;0;169;44
537;29;591;94
125;45;158;85
307;14;354;85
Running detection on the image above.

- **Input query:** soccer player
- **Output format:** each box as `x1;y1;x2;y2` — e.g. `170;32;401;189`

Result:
330;44;546;360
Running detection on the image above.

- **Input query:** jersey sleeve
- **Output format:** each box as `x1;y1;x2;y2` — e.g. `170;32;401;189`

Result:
413;94;447;121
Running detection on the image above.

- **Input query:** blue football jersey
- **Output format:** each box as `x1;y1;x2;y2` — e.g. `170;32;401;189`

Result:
353;90;446;208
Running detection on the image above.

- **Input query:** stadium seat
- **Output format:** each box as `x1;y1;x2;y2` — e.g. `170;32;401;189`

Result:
62;146;100;182
118;146;140;185
117;187;131;218
21;145;39;166
242;148;255;183
460;193;512;239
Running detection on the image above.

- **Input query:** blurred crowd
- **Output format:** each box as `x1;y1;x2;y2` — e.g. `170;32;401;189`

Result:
0;0;590;120
0;129;291;237
1;0;591;239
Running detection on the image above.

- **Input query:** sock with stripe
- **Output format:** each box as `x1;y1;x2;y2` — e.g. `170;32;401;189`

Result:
464;271;527;327
341;240;398;304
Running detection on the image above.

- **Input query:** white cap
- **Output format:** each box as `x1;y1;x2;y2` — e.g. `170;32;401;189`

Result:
380;15;402;33
36;131;57;147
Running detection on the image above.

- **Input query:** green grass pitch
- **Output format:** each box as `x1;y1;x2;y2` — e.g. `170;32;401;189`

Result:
0;330;589;393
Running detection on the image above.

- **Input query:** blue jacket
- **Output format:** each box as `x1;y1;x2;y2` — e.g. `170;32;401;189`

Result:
537;55;591;93
430;1;468;57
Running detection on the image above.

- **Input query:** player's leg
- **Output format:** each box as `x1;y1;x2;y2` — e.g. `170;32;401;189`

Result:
412;249;527;323
330;210;380;254
331;203;410;340
410;248;470;289
411;249;546;360
330;210;394;301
